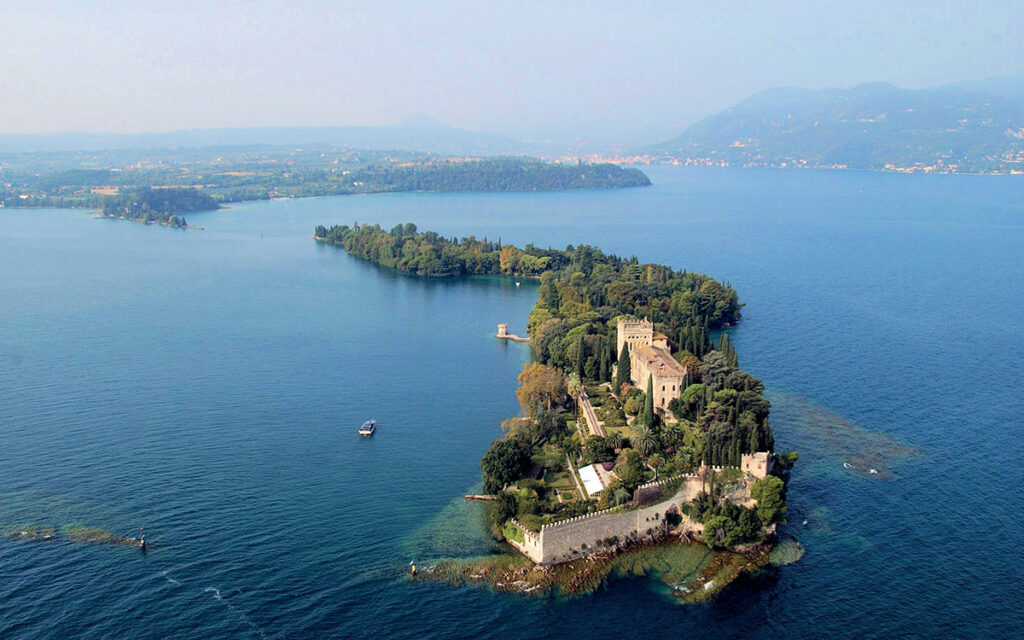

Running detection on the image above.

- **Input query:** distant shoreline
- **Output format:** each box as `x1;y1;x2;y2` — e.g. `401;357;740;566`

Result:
94;212;204;230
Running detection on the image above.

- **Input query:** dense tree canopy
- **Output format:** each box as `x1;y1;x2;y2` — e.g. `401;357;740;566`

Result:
100;187;218;227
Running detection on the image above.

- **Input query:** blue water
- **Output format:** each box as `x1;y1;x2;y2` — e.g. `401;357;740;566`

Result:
1;167;1022;638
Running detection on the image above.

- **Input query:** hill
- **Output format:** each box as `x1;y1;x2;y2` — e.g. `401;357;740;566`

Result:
651;82;1024;173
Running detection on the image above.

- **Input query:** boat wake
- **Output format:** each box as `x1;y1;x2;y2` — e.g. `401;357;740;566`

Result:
160;570;181;586
204;587;267;639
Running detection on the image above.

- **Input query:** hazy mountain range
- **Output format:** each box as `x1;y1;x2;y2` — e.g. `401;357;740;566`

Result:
649;76;1024;172
2;75;1022;173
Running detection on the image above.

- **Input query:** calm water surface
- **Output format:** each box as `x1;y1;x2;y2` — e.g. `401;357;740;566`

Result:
1;167;1022;638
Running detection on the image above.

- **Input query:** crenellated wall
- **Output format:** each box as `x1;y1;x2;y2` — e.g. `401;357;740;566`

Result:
508;474;710;565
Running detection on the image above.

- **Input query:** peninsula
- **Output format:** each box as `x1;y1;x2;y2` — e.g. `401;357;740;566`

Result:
317;222;797;599
1;151;651;215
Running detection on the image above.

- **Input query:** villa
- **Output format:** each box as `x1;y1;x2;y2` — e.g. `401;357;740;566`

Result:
616;317;689;411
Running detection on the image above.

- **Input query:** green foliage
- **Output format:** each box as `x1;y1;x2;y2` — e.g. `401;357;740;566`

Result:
481;438;531;494
613;449;647;491
640;374;655;427
492;492;518;525
630;424;659;458
614;344;631;393
2;154;651;210
583;436;613;465
101;187;217;226
623;390;644;416
502;520;525;543
750;475;787;525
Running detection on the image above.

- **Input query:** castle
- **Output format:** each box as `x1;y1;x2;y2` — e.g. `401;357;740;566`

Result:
616;317;688;411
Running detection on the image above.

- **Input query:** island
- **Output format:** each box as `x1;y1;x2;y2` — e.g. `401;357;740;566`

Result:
99;187;217;228
317;222;799;600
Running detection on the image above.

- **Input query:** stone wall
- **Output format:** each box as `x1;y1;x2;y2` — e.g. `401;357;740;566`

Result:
511;475;707;565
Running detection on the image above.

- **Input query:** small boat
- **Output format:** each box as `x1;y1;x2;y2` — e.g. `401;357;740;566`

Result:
358;419;376;436
515;281;521;287
843;462;852;469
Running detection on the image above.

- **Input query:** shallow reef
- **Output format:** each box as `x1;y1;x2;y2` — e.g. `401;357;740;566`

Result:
3;524;57;541
412;534;780;603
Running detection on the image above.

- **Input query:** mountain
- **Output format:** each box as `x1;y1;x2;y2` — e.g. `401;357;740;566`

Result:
651;82;1024;173
0;123;528;156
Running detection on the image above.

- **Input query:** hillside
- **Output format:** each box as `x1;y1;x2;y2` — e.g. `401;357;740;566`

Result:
652;82;1024;173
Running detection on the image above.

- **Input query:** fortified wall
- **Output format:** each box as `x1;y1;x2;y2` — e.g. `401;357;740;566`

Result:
508;475;705;565
507;454;772;565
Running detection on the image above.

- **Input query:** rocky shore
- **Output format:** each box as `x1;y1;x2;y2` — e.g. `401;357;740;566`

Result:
412;530;777;602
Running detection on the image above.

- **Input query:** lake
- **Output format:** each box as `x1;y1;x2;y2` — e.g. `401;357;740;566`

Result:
1;166;1022;638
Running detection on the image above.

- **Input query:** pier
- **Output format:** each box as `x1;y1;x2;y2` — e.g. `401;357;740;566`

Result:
495;323;530;343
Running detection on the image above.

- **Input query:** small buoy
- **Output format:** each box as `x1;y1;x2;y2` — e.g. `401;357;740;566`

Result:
409;561;417;576
138;528;146;551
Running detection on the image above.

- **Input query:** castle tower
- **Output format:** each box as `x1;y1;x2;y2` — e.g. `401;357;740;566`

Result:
615;317;654;358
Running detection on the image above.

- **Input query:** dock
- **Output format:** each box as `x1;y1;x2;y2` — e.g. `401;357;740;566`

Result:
495;323;530;343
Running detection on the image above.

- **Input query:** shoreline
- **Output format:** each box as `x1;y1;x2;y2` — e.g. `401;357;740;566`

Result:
413;531;775;601
95;212;205;230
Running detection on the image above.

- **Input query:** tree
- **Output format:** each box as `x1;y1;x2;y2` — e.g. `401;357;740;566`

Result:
718;332;738;368
566;372;582;419
480;438;531;494
640;374;655;427
699;350;733;389
515;363;567;418
614;343;631;394
750;475;787;526
492;492;518;525
631;423;659;458
623;391;643;416
703;515;740;549
583;435;613;464
614;448;646;491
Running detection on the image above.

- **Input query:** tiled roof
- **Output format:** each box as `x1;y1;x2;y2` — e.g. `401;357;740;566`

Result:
637;344;688;377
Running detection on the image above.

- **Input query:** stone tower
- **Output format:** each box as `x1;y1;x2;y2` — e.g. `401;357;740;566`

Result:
616;317;654;358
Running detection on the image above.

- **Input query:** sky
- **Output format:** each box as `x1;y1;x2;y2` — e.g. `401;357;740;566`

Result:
1;0;1021;143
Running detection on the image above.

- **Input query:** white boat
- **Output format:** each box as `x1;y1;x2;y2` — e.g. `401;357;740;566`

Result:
358;419;376;436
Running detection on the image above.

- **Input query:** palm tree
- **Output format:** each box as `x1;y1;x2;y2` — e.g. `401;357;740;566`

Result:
567;372;582;419
631;424;659;458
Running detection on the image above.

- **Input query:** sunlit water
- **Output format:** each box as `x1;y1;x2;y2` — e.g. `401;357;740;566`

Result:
1;167;1022;638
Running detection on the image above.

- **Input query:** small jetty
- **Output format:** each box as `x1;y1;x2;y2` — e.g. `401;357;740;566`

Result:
495;323;529;343
464;494;496;501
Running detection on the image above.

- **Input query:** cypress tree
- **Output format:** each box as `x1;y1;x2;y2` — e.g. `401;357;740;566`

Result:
575;335;586;380
641;374;655;427
748;423;761;453
615;343;631;394
598;340;609;382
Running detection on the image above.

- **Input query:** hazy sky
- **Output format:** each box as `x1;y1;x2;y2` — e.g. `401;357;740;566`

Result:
1;0;1021;140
